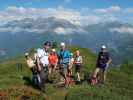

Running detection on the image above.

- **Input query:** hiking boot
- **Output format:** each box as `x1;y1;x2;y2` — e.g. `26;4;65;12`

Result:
76;80;81;85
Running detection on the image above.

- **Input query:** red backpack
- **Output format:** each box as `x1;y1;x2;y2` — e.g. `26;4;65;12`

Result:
90;77;97;85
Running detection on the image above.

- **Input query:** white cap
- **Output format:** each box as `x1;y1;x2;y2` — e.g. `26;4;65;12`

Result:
101;45;106;49
52;49;56;52
60;42;65;47
70;53;73;56
25;52;29;56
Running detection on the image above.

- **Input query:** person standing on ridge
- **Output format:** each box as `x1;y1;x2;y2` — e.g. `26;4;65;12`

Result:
74;50;83;84
25;53;40;87
68;53;74;76
57;42;70;86
48;48;58;74
36;41;51;91
92;45;112;85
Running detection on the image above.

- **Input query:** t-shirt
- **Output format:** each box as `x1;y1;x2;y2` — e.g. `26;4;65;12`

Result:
36;48;49;66
97;51;110;66
74;56;82;65
48;54;58;65
57;50;70;64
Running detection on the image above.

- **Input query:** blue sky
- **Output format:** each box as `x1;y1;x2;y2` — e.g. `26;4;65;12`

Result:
1;0;133;10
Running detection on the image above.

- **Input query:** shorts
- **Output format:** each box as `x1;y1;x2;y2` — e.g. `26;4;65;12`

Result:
75;64;81;73
59;64;69;75
49;64;55;69
97;63;107;72
42;65;48;72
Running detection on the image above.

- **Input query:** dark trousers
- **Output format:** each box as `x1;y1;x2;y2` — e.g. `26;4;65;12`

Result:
38;67;48;90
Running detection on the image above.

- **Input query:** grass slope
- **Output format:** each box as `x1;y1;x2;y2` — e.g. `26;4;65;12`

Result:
0;46;132;100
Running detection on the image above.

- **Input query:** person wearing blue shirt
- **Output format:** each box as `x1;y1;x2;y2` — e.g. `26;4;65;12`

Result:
57;42;70;86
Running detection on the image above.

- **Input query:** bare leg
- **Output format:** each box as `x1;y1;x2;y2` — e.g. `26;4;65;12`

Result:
93;68;100;78
102;70;107;83
52;65;56;73
77;72;81;81
49;66;52;74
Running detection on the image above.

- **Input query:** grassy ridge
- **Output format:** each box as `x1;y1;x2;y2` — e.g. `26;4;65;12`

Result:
0;46;133;100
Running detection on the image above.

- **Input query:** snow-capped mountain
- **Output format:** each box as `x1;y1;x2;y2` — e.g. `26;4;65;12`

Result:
0;17;133;64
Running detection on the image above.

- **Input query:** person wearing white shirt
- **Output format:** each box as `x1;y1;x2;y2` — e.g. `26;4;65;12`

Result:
37;48;49;67
36;41;51;91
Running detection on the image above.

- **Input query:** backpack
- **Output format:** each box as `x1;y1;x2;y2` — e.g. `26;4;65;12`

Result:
84;73;97;85
90;77;97;85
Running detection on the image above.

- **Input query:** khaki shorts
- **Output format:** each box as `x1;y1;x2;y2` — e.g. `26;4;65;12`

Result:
95;67;107;76
59;64;68;75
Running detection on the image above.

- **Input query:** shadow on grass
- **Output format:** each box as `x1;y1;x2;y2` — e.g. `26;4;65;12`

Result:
22;76;39;90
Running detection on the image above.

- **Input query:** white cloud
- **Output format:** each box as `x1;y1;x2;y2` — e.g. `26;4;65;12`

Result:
54;27;87;35
54;27;72;34
0;6;103;26
0;6;133;35
94;6;121;14
0;5;132;27
110;27;133;34
80;15;101;25
0;6;82;25
125;8;133;13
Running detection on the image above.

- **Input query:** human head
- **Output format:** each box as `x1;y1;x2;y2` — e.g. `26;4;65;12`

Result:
43;41;51;51
25;52;29;59
75;50;80;56
51;48;56;55
70;53;73;58
60;42;66;50
101;45;107;52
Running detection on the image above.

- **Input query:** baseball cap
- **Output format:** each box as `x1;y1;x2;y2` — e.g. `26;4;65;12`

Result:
101;45;106;49
60;42;65;47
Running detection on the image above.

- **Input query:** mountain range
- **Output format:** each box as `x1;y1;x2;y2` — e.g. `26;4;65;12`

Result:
0;17;133;64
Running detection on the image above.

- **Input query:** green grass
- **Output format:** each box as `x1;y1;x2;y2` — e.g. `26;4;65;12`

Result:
0;46;133;100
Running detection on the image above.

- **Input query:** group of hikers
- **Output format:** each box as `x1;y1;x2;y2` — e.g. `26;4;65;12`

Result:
25;41;112;91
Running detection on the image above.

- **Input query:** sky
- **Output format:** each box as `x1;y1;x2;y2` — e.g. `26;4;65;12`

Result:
0;0;132;34
1;0;133;9
0;0;133;26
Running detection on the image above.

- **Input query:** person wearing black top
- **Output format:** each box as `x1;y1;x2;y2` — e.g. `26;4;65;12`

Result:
93;45;112;84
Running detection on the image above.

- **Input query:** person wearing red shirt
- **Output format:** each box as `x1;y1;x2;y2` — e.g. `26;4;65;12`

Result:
48;49;58;74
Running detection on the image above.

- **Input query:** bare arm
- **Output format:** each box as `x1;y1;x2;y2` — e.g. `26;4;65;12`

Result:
80;56;83;64
107;57;112;65
36;57;42;71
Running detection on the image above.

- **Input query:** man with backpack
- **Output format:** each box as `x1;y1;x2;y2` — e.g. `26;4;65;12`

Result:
36;41;51;91
57;42;70;86
92;45;112;85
